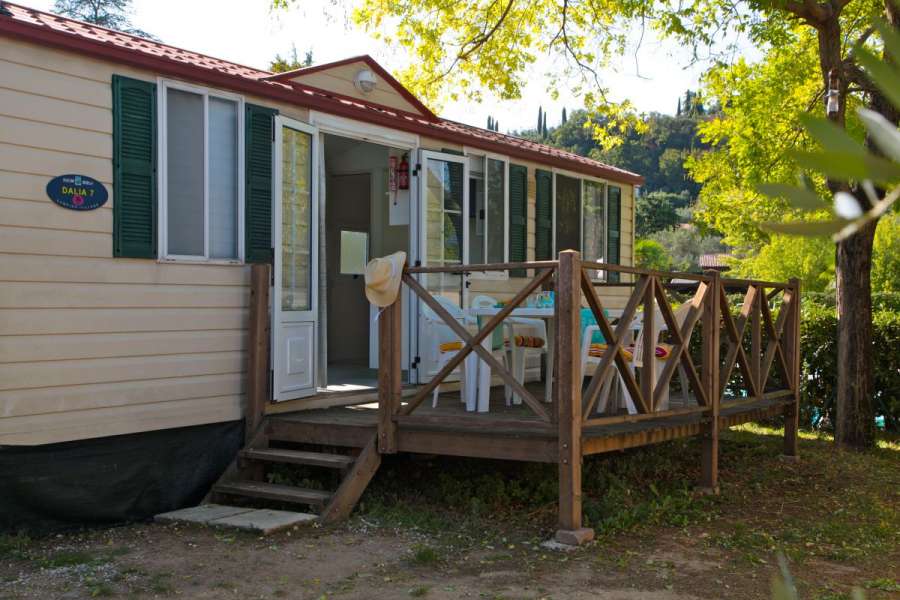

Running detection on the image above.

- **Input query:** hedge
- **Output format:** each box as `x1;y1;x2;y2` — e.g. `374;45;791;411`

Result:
800;301;900;431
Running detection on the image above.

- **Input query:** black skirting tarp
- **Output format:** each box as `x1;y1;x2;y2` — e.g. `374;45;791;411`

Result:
0;420;243;534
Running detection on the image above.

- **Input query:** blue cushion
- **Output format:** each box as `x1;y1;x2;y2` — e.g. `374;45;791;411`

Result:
580;307;607;344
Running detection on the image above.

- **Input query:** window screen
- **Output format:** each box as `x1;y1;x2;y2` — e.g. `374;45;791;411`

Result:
486;158;505;263
208;97;239;259
582;180;605;262
166;88;204;256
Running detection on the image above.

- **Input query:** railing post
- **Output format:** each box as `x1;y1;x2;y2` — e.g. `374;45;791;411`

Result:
641;276;656;411
783;277;801;458
377;290;402;454
699;270;721;493
246;263;271;444
750;285;762;398
555;250;593;546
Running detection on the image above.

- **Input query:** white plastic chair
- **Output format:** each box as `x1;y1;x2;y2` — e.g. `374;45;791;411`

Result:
421;297;471;408
581;304;692;415
469;295;550;407
631;303;692;411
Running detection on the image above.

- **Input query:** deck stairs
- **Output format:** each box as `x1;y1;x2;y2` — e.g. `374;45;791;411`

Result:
209;419;381;523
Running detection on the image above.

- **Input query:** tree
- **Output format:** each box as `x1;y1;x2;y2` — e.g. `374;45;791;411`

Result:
635;191;681;237
649;226;727;272
733;234;836;292
269;45;313;73
53;0;155;38
635;239;671;271
562;107;568;124
537;106;543;133
337;0;898;448
872;215;900;293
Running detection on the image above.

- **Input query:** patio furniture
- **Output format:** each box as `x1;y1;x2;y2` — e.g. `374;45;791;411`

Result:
581;303;692;415
421;296;474;408
468;305;557;412
470;295;550;407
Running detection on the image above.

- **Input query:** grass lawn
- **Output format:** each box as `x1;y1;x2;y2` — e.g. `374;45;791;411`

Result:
1;425;897;599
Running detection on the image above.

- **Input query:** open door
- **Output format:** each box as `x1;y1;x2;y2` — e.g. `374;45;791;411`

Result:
414;149;469;382
273;116;319;401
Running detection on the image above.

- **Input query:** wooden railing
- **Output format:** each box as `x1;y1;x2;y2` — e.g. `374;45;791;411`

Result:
373;251;800;536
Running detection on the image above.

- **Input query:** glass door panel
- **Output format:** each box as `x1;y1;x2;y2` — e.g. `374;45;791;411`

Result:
273;117;318;401
280;127;313;314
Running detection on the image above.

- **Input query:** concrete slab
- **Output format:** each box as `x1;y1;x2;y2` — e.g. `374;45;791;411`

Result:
209;508;318;534
155;504;253;525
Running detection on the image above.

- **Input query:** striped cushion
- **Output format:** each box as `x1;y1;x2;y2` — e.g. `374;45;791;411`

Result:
587;344;673;360
507;335;545;348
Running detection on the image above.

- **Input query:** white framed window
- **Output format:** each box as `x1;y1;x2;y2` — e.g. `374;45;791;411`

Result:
552;171;608;279
158;79;245;263
465;150;508;278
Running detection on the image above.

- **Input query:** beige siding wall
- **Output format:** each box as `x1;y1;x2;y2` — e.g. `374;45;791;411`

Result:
0;38;310;445
0;36;638;444
286;61;424;115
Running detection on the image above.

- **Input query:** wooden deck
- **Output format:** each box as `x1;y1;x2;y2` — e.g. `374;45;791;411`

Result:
228;253;802;543
265;385;795;463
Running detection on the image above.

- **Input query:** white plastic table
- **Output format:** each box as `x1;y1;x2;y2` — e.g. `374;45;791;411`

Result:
467;306;555;412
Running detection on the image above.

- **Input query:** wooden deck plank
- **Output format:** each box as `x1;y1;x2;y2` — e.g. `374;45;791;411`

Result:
266;383;793;460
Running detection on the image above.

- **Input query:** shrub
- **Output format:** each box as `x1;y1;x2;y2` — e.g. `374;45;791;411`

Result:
800;300;899;431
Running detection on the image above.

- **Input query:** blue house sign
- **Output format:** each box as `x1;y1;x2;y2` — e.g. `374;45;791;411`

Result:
46;174;108;211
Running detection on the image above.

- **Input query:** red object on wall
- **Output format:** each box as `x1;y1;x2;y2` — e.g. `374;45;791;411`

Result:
389;156;398;192
398;155;410;190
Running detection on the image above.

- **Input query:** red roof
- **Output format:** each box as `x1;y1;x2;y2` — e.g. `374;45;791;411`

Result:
0;2;643;185
698;254;731;269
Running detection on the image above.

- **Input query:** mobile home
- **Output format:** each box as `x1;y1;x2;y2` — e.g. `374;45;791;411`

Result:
0;2;649;528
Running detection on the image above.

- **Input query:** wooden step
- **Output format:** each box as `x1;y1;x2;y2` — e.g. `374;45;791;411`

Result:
213;481;331;508
240;448;355;469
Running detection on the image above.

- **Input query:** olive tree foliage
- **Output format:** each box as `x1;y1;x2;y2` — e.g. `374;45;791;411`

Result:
53;0;156;39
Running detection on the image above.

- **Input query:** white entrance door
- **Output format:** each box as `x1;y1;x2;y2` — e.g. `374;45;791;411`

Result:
414;150;469;382
273;116;319;401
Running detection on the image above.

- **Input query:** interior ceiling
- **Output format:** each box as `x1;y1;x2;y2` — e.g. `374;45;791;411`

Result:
323;133;388;164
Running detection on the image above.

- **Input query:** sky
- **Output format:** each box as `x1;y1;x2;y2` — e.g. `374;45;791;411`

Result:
23;0;728;132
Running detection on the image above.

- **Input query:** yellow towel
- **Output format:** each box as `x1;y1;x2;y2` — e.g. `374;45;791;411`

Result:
438;341;464;353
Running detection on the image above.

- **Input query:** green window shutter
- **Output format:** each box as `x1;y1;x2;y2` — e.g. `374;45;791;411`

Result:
534;169;553;260
607;185;622;282
112;75;157;258
508;164;527;277
245;103;278;263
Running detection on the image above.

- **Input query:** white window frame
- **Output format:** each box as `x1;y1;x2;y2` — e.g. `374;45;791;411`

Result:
551;169;611;280
157;78;246;264
463;147;509;280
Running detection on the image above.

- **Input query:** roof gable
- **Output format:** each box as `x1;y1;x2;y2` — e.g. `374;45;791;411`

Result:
264;55;436;120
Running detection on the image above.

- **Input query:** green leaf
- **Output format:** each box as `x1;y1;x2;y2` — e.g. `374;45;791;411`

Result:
857;107;900;162
792;150;900;185
791;150;869;181
762;220;848;236
856;48;900;110
799;114;866;156
756;183;826;212
875;21;900;65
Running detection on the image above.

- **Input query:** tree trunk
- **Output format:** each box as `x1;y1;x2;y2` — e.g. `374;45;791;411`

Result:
812;12;880;449
834;221;877;447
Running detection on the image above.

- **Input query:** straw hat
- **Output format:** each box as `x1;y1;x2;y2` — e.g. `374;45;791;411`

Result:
364;251;407;307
